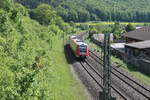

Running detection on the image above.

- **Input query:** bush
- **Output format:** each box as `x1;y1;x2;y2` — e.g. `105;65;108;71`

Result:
125;23;135;32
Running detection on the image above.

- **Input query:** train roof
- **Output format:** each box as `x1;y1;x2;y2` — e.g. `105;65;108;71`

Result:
76;40;87;46
70;35;87;46
70;35;77;39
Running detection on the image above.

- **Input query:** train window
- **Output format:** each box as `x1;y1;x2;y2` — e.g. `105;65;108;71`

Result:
76;40;83;42
80;45;87;52
72;37;77;39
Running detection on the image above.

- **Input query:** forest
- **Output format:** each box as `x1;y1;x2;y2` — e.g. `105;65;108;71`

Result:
16;0;150;22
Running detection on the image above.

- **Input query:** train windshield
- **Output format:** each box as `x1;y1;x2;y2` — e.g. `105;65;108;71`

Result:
80;45;87;52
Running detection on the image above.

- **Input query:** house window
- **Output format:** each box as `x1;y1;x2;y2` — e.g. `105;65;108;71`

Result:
127;48;133;56
134;49;139;56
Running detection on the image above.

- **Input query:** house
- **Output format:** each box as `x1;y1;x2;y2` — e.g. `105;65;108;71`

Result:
124;27;150;58
125;40;150;75
122;27;150;75
125;40;150;59
123;26;150;43
91;30;150;74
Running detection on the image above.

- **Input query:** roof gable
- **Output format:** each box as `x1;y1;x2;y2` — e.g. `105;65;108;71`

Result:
125;40;150;49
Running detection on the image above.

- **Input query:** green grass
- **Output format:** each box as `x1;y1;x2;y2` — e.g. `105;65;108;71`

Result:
76;21;150;26
111;56;150;85
49;36;87;100
86;39;150;85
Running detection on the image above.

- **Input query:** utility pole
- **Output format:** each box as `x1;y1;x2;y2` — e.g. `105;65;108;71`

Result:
103;33;111;100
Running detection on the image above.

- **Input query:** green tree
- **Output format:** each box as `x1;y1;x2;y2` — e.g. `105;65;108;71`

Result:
0;67;16;100
112;22;122;39
0;9;11;33
125;24;135;32
10;3;28;22
78;10;90;22
0;0;14;10
32;4;57;25
89;28;98;37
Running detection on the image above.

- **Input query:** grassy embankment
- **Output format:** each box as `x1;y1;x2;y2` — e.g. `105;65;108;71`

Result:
49;35;87;100
85;39;150;85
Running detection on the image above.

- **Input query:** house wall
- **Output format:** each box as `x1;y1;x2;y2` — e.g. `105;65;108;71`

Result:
138;59;150;75
125;47;140;58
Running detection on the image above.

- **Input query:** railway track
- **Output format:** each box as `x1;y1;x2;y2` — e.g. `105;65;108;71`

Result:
89;50;150;100
80;59;128;100
66;44;126;99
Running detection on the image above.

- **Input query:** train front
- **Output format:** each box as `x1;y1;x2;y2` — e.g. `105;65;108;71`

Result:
77;43;89;58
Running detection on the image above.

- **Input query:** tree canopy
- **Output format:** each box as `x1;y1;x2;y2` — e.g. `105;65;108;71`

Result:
0;0;14;10
31;4;57;25
16;0;150;22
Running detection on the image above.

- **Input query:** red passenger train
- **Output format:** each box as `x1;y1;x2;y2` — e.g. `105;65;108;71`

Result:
69;35;89;59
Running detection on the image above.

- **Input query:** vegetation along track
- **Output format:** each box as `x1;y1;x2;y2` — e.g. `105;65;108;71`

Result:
80;59;128;100
89;50;150;100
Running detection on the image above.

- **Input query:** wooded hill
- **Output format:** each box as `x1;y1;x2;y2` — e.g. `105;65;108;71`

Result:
0;0;86;100
16;0;150;22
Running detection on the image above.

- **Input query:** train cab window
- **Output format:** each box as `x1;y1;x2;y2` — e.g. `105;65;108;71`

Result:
72;37;77;39
76;40;83;42
80;45;87;52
